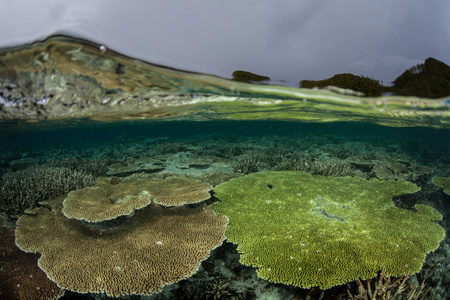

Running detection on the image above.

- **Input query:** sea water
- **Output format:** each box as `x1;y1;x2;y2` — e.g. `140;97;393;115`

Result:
1;36;449;299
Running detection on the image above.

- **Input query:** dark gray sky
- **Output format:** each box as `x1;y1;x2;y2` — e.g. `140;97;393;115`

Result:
2;0;449;86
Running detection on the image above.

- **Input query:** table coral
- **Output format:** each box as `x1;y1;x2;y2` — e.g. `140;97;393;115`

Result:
62;176;213;223
15;200;228;297
432;176;450;195
213;171;445;289
106;157;165;177
145;176;212;207
62;177;153;222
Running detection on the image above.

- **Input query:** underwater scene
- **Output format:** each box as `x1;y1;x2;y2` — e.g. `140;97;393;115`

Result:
1;36;450;300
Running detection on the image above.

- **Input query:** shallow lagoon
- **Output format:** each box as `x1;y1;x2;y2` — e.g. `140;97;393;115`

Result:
1;37;449;299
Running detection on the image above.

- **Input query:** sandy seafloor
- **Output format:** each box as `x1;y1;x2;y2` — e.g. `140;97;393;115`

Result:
1;120;450;300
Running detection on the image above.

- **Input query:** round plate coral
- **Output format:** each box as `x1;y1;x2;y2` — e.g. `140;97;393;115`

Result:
213;171;445;289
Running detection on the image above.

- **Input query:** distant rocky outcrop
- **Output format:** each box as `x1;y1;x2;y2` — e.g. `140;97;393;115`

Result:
299;57;450;98
300;73;384;97
232;70;270;83
392;57;450;98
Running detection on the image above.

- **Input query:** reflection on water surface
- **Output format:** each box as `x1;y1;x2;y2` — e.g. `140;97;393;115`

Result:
0;36;449;128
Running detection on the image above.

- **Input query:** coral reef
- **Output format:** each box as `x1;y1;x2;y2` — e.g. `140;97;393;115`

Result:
143;176;212;207
195;143;245;159
0;166;93;217
419;241;450;299
231;145;355;177
195;171;243;187
275;156;354;177
146;141;188;157
371;161;433;182
1;121;449;299
15;197;228;297
199;279;232;300
62;177;153;222
432;177;450;195
213;171;445;289
345;156;433;182
106;157;165;176
9;157;37;171
347;267;432;300
44;157;108;177
63;176;213;223
232;151;265;174
0;226;65;300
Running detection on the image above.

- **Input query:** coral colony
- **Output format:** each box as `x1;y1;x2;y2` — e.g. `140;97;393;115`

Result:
1;36;450;299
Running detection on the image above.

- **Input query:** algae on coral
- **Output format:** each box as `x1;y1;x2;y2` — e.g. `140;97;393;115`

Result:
213;171;445;289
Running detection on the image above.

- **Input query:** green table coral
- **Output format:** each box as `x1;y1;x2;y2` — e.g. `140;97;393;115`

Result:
213;171;445;289
432;176;450;195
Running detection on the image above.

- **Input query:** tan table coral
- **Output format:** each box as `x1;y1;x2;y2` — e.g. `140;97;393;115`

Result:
62;178;153;222
15;201;228;297
143;176;212;207
62;176;212;223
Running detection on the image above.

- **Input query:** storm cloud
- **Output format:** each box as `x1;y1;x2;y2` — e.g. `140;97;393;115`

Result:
1;0;449;86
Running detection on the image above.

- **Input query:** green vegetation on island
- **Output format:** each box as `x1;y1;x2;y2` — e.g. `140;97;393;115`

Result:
300;73;384;96
232;70;270;83
392;58;450;98
299;57;450;98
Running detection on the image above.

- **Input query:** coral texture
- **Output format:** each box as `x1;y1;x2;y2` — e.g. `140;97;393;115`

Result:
213;171;445;289
62;177;153;222
15;200;228;297
145;176;212;207
0;166;93;217
106;157;165;176
62;176;212;222
432;176;450;195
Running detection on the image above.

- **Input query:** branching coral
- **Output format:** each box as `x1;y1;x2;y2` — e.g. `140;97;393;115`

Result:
199;279;233;300
195;143;245;159
275;157;354;176
45;157;108;177
231;146;354;177
347;267;433;300
232;151;266;174
0;166;93;217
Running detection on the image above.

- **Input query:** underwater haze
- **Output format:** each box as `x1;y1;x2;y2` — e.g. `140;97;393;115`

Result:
1;35;450;299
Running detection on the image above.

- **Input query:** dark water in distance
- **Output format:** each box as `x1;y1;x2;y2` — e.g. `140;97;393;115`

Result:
1;120;449;155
